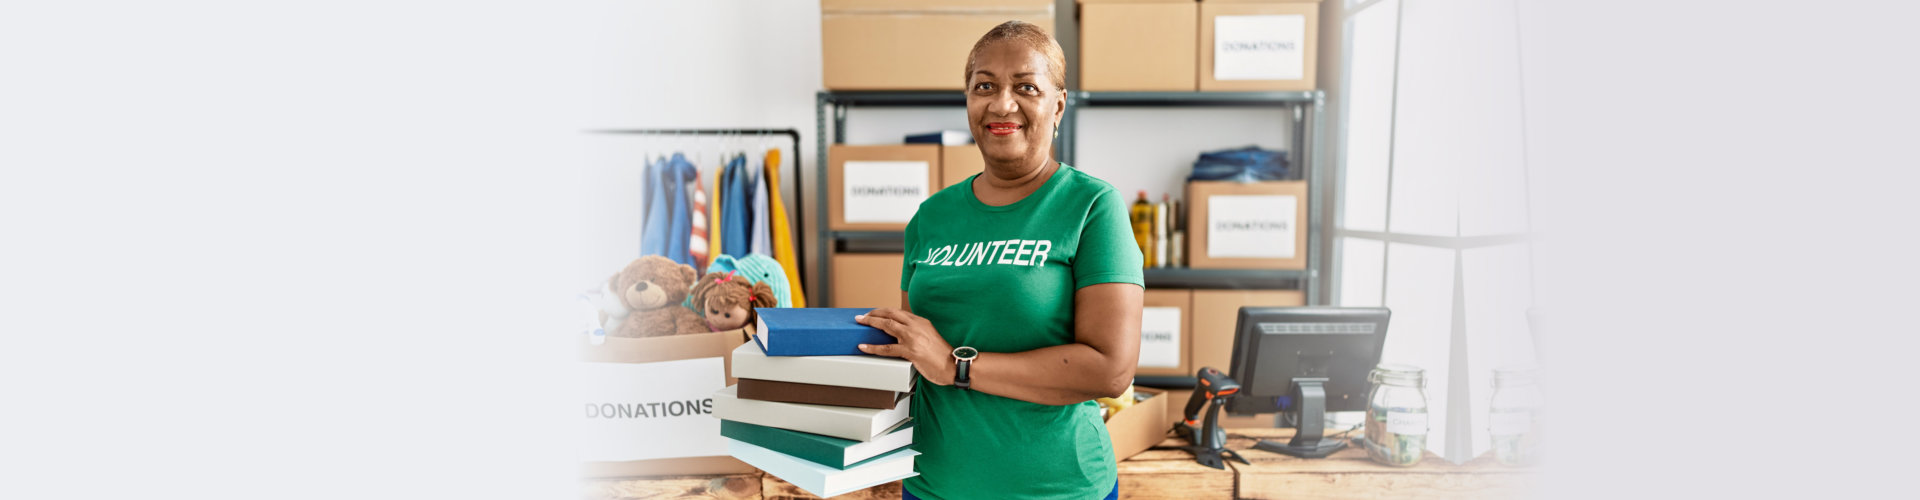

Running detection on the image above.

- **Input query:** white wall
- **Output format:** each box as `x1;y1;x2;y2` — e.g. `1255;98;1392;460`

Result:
594;1;1317;299
582;0;823;291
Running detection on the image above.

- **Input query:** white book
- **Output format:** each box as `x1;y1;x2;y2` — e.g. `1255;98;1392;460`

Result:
713;385;911;442
726;437;919;498
730;340;916;393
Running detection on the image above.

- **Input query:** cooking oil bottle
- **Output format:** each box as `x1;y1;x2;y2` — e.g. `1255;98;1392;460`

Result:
1131;191;1154;267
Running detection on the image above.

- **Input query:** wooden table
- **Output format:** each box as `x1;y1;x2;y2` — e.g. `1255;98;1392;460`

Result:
582;428;1536;500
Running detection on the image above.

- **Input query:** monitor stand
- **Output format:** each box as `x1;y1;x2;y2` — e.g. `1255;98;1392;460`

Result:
1253;377;1348;458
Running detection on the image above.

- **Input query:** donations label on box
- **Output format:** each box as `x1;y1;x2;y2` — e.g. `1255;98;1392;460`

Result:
842;161;930;223
579;357;728;463
1213;15;1307;81
1139;306;1183;369
1207;194;1298;259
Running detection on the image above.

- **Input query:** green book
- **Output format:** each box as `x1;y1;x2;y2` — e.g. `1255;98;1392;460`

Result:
720;418;913;470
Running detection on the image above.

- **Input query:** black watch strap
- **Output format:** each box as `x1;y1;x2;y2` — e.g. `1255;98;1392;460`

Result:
955;358;972;390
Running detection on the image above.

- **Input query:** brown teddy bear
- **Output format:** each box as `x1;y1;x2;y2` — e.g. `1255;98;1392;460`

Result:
690;270;776;333
605;255;706;338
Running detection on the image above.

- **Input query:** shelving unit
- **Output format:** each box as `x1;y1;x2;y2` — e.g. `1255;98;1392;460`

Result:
814;90;1326;305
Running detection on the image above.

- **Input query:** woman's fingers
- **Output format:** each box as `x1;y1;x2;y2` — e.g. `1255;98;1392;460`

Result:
856;313;906;338
858;342;903;358
865;307;910;323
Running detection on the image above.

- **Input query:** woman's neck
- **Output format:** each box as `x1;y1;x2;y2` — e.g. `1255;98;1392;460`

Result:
974;158;1058;207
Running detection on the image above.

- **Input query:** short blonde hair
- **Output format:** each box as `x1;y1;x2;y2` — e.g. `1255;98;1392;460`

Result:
964;20;1067;91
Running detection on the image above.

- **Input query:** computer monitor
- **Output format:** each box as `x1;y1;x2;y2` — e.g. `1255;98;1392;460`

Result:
1224;306;1390;458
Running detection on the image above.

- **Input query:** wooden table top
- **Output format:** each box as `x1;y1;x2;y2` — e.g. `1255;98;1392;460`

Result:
582;427;1538;500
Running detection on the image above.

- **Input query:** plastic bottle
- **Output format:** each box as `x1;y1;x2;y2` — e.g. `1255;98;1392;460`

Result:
1153;195;1170;268
1131;191;1154;267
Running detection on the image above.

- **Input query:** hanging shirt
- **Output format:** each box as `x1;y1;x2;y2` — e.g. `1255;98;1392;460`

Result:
639;156;674;258
661;153;697;265
761;148;806;307
709;159;727;261
749;154;772;257
688;167;710;271
720;154;753;259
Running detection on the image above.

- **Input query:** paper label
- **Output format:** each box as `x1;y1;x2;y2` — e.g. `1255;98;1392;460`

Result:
578;357;727;462
1138;307;1182;368
1386;410;1427;435
843;161;929;223
1490;411;1532;435
1207;195;1297;258
1214;15;1307;81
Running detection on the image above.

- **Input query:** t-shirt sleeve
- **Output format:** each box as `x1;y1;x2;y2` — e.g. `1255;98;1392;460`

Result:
900;214;919;292
1074;187;1145;289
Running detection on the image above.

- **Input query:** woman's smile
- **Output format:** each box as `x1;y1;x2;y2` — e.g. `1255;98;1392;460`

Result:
985;122;1023;136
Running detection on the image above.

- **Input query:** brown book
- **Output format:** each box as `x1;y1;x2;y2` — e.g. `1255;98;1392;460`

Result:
735;377;907;410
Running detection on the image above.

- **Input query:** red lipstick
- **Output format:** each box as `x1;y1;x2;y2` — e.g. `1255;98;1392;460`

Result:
986;122;1021;136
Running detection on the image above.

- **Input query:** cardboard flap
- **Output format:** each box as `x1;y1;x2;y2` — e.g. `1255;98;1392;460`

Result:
824;0;1053;14
580;328;748;364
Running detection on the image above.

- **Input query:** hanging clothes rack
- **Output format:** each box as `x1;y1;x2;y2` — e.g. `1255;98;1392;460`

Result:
593;127;807;294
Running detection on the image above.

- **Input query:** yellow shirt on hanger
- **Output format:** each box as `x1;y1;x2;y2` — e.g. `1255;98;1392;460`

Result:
763;148;806;307
708;159;726;262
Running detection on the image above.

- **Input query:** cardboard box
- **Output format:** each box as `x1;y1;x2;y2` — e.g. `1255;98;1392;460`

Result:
1106;386;1171;461
829;145;941;231
1136;289;1193;377
831;252;904;308
580;327;756;477
822;1;1054;90
1189;289;1304;378
1199;1;1318;91
939;145;984;191
1079;0;1198;91
1186;180;1308;270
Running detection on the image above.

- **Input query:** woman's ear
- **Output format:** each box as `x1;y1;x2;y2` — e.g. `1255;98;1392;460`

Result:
751;282;777;308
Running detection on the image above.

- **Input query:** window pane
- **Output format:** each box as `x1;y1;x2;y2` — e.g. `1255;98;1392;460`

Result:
1339;1;1397;233
1381;243;1456;454
1389;0;1529;237
1338;237;1385;307
1463;242;1535;458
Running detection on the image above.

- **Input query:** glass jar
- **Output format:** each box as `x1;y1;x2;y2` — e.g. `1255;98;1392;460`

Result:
1488;366;1544;466
1363;364;1428;467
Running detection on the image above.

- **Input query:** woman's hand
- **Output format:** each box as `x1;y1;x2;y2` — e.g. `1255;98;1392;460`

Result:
855;308;958;386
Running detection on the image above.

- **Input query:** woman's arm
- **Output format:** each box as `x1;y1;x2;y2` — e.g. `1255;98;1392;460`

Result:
858;283;1142;406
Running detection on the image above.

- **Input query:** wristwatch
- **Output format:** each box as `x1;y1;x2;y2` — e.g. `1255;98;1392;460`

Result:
951;346;978;390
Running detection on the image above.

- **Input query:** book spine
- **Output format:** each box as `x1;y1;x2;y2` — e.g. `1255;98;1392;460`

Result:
713;389;886;442
720;419;844;468
726;438;830;496
732;351;914;392
738;378;901;410
765;328;895;356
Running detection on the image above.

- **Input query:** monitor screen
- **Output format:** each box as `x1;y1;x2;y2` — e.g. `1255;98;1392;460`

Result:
1225;306;1390;416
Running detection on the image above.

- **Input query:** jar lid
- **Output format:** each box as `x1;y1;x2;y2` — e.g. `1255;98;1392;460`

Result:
1369;363;1426;387
1493;365;1540;387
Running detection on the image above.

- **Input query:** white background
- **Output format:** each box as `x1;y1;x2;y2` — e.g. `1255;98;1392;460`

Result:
1213;15;1309;81
4;1;1919;500
1138;307;1182;368
842;161;930;223
577;358;727;463
1205;194;1298;258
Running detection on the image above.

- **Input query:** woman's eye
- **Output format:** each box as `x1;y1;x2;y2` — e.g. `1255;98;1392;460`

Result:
974;82;993;91
1019;83;1037;92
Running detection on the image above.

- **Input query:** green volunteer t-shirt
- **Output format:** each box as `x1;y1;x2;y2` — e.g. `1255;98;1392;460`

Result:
898;163;1144;500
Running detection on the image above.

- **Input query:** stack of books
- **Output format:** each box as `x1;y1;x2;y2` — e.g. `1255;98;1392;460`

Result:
713;308;919;498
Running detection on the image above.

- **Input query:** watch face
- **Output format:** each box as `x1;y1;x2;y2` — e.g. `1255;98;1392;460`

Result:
953;346;978;360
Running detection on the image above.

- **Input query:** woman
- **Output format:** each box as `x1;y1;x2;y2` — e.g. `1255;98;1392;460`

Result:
855;21;1145;500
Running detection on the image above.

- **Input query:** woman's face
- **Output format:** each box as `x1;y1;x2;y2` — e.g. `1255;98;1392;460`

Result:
966;40;1063;171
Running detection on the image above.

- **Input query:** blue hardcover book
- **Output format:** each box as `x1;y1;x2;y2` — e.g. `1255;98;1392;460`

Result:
754;307;896;356
904;130;972;146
